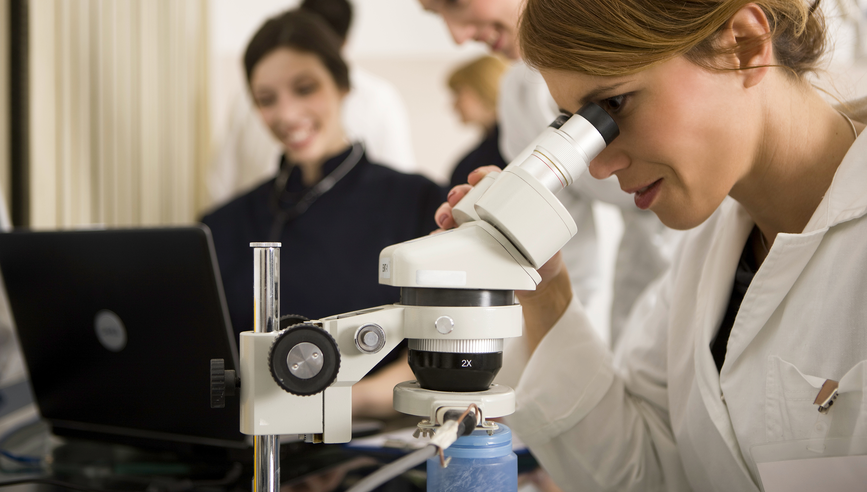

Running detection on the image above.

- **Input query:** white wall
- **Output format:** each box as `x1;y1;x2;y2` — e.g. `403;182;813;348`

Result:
208;0;489;184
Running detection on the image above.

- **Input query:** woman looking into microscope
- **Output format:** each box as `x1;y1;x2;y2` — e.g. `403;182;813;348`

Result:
202;9;444;418
436;0;867;490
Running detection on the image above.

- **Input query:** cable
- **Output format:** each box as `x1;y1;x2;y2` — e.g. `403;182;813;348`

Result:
0;448;40;464
344;444;437;492
0;461;244;492
0;477;128;491
346;403;480;492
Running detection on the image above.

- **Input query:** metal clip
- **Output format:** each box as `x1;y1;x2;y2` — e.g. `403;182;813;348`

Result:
813;379;839;414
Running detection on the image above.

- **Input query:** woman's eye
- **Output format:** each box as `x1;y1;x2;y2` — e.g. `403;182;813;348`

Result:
603;95;626;113
256;96;276;107
295;83;318;96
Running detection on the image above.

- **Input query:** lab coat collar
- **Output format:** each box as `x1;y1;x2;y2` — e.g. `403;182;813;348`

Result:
804;131;867;233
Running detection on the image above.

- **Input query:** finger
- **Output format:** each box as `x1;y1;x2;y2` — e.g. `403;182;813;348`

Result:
446;184;473;207
467;165;503;186
435;201;456;230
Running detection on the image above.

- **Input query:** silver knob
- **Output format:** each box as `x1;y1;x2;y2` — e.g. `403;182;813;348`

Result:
286;342;324;379
354;323;386;354
435;316;454;335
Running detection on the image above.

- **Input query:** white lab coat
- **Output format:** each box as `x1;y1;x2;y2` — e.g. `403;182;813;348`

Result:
498;62;681;341
207;67;416;207
507;129;867;491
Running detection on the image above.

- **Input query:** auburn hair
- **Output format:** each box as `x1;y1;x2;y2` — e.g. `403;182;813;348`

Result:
519;0;826;78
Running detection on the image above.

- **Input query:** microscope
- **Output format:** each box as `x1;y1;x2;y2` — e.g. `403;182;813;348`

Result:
211;103;618;491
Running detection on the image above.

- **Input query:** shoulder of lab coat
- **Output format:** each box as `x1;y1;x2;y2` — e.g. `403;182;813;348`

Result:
342;67;417;173
804;129;867;232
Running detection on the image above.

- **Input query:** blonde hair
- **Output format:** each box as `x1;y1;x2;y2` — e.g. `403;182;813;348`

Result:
447;55;510;111
519;0;826;78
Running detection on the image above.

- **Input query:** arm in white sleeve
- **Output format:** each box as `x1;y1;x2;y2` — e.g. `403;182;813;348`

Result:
507;272;692;492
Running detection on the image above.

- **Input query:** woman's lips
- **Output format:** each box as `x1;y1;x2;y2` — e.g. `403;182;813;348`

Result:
284;127;315;152
632;179;662;210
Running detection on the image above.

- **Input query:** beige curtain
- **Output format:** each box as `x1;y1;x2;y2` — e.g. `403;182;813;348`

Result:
29;0;209;228
0;0;9;214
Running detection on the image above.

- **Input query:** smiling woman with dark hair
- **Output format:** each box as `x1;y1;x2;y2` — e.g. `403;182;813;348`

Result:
202;9;445;418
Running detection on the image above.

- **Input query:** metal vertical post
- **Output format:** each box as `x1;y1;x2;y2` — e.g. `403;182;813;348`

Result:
251;242;281;492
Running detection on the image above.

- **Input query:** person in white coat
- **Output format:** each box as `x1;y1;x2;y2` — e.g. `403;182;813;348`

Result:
419;0;681;345
437;0;867;490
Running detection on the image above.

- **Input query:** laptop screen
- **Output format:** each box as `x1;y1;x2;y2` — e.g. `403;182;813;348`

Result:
0;226;245;449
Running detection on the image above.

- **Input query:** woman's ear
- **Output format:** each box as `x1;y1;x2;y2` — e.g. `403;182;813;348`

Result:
717;3;774;88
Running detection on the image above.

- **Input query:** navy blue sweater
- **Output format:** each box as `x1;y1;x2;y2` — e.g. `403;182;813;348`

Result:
202;148;445;340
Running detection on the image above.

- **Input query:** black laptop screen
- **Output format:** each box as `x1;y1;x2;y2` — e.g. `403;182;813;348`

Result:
0;226;245;449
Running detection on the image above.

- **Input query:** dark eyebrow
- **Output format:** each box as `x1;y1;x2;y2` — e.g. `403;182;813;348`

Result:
574;81;630;108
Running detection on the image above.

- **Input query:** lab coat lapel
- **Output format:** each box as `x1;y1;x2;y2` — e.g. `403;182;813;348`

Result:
722;131;867;367
722;229;825;369
691;201;754;472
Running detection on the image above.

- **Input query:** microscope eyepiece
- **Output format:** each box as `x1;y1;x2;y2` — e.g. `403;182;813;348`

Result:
577;102;619;145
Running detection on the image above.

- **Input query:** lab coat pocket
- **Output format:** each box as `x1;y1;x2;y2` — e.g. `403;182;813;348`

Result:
765;357;867;442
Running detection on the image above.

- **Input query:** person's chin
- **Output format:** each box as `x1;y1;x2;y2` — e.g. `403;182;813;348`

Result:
499;42;519;60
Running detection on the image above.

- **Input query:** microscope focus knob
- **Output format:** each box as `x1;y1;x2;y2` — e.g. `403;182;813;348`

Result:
210;359;238;409
269;324;340;396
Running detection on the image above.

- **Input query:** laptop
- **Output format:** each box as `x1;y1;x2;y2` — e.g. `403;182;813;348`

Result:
0;226;246;450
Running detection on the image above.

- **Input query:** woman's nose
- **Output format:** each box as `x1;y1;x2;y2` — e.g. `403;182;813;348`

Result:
444;17;476;45
588;145;630;180
274;97;302;124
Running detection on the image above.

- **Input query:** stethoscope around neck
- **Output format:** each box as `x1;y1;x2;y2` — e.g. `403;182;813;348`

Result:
268;142;364;242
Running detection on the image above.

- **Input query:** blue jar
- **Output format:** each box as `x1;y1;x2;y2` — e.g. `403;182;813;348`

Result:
426;423;517;492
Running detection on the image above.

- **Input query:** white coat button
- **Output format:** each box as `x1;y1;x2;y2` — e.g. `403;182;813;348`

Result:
435;316;454;334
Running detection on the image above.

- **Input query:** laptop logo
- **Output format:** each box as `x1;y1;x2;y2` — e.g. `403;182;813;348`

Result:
94;310;127;352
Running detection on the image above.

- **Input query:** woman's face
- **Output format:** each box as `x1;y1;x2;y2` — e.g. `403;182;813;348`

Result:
542;56;762;230
418;0;522;59
250;48;347;170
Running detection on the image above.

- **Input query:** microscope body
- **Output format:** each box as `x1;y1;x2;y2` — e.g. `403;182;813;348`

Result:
234;103;618;445
238;220;531;443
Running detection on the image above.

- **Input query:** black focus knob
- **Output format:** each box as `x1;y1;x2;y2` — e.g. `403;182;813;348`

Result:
210;359;238;408
269;324;340;397
279;314;309;330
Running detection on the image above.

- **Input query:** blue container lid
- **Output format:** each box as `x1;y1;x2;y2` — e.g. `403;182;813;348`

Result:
443;423;514;459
